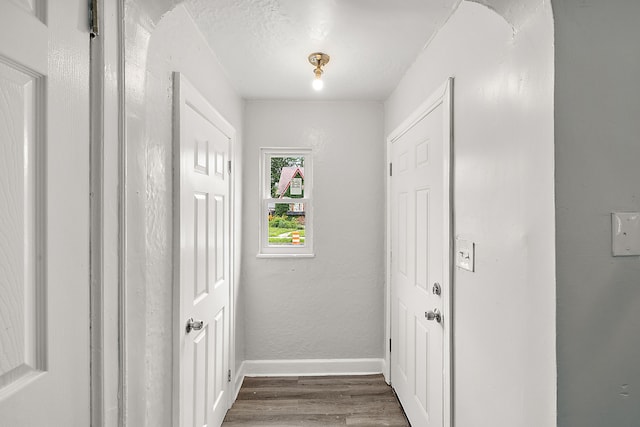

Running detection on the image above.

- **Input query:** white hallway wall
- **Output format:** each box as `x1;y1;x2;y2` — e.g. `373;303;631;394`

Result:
241;101;386;365
124;3;244;426
386;1;555;426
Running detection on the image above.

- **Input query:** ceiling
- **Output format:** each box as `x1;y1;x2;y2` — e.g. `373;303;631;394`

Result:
184;0;459;101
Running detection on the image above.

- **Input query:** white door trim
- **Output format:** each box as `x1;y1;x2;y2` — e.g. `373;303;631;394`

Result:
89;1;126;425
172;72;237;426
88;0;127;425
385;77;454;427
89;6;104;424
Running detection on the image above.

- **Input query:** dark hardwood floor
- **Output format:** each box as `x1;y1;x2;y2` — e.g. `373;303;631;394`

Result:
222;374;410;426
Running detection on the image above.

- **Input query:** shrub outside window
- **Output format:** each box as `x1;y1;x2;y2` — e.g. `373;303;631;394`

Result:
259;148;313;257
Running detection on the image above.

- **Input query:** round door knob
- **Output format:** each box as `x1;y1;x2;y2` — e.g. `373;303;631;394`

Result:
186;318;204;333
432;282;441;295
425;308;442;323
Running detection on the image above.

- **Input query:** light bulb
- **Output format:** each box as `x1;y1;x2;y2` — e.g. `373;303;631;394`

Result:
312;77;324;91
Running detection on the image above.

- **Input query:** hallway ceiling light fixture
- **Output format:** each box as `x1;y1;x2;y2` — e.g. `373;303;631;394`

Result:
308;52;330;91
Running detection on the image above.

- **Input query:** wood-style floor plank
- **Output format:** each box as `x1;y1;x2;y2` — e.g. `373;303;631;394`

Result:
223;374;410;426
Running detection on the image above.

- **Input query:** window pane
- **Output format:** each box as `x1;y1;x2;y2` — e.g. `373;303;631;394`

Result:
267;203;306;246
269;156;305;198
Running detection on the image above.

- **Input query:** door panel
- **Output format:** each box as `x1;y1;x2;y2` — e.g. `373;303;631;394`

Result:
415;319;429;416
192;327;209;426
0;0;90;425
398;193;408;275
214;195;225;284
416;189;429;291
390;82;451;427
213;307;225;408
398;302;408;380
194;192;209;299
0;59;44;392
174;73;233;427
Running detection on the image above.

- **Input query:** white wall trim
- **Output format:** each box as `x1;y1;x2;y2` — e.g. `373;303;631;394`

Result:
89;0;125;425
384;125;392;384
381;358;390;385
89;0;105;423
233;361;246;401
240;358;385;377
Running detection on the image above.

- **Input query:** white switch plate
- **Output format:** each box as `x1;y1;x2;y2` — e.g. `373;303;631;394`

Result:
456;238;475;272
611;212;640;256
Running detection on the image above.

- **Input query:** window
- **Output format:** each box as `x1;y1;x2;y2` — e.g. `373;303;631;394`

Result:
259;148;313;257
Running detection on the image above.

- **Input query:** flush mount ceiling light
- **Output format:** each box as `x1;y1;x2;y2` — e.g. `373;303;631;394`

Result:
308;52;330;91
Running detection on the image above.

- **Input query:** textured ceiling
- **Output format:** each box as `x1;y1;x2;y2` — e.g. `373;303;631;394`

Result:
184;0;459;100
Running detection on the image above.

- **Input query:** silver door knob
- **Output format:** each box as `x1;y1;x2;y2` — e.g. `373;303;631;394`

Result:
432;282;441;295
186;318;204;333
425;308;442;323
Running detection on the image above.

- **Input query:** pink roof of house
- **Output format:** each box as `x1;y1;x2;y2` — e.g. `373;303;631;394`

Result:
276;166;304;197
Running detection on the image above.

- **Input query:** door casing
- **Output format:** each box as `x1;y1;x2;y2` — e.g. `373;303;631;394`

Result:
89;0;127;425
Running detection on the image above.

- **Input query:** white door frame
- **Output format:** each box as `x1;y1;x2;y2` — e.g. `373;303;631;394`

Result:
172;71;237;426
385;78;454;427
88;0;127;425
89;0;126;425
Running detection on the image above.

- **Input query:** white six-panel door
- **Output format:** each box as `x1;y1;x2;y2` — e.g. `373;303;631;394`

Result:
0;1;90;425
174;73;234;427
390;80;452;427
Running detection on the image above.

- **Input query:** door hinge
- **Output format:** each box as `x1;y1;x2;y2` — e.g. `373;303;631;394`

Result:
389;163;393;177
228;369;232;383
389;338;392;353
228;160;232;175
89;0;99;37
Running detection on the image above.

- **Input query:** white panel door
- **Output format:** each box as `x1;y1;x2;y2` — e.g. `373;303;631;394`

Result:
0;1;90;426
390;81;452;427
174;73;233;427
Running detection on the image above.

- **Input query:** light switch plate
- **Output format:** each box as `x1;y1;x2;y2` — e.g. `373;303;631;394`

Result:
611;212;640;256
456;238;475;272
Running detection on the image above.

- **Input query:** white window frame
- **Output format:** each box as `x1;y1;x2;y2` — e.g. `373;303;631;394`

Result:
258;147;314;258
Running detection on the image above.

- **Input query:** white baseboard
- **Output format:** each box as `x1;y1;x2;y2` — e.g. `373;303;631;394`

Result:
233;360;246;401
382;357;390;384
240;358;384;377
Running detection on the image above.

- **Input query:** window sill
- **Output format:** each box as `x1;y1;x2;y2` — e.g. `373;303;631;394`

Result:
256;253;316;259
